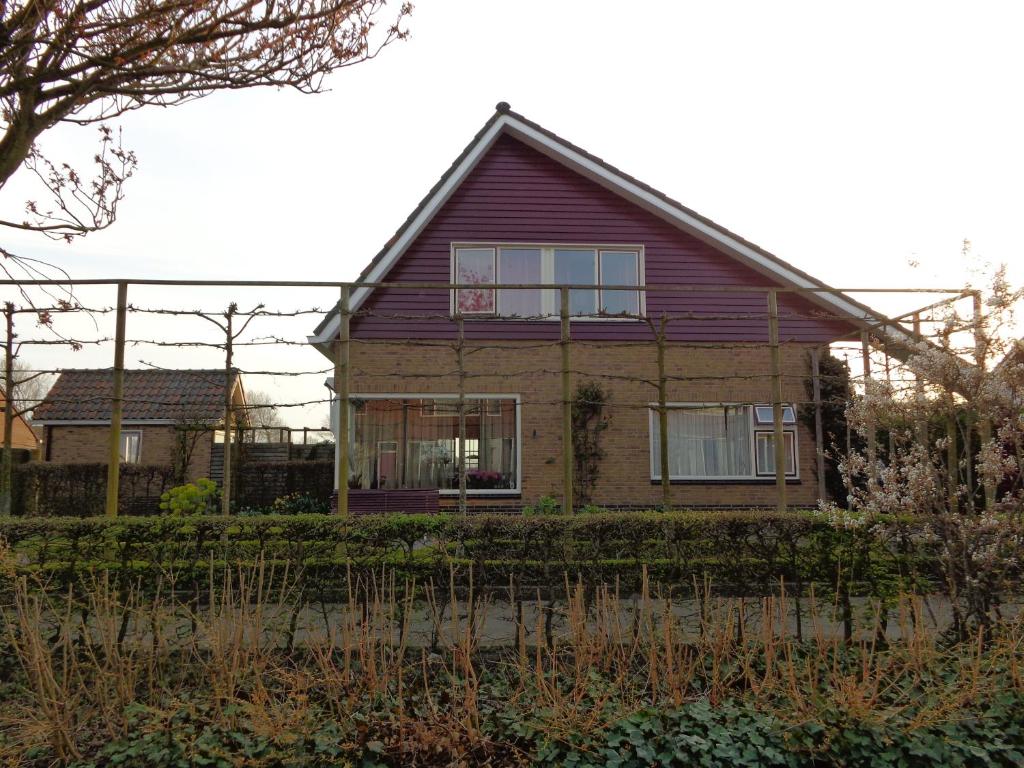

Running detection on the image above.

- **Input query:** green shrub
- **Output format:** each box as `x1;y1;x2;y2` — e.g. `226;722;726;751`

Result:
270;491;329;515
523;495;561;515
159;478;220;515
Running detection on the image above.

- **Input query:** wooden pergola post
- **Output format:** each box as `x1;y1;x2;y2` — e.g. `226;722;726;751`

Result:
560;286;573;514
220;304;236;516
456;314;467;515
861;330;878;487
810;347;827;503
335;286;351;517
912;313;928;447
767;290;787;512
656;315;671;511
105;282;128;517
973;290;995;509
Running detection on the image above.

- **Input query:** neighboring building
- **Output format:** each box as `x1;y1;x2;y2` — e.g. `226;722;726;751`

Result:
0;389;40;453
310;103;914;510
33;369;246;480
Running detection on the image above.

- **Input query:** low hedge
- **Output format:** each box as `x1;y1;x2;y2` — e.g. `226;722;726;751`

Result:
13;463;175;516
235;459;333;508
0;510;938;597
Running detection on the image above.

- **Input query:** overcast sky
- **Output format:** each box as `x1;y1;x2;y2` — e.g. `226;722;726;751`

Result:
2;1;1021;426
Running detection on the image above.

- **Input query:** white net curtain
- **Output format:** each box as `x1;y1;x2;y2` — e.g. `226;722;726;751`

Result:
652;405;753;479
350;397;518;491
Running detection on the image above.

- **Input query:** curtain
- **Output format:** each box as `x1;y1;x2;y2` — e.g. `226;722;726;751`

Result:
498;248;543;317
654;405;752;478
352;398;518;490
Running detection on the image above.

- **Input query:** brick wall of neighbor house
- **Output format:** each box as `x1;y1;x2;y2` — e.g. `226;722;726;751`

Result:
351;339;822;508
47;425;214;481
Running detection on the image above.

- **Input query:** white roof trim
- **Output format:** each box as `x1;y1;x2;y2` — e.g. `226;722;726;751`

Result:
309;116;510;345
310;112;917;349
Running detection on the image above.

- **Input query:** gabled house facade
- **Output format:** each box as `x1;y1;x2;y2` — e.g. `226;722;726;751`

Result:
33;368;246;481
0;388;40;453
311;104;903;510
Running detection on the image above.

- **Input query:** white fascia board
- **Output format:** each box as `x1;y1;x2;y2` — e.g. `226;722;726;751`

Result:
501;121;916;347
310;116;512;345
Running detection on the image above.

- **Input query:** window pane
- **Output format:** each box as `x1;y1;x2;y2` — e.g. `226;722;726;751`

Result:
120;432;141;464
498;248;543;317
351;398;518;491
554;249;597;316
600;251;639;315
754;405;796;425
651;405;752;478
755;432;795;475
455;248;495;314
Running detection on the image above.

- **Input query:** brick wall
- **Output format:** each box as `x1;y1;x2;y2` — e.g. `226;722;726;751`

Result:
350;338;823;509
46;424;215;481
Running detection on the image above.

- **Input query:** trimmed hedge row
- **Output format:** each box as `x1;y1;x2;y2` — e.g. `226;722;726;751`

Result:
12;463;176;517
235;459;333;509
0;510;937;596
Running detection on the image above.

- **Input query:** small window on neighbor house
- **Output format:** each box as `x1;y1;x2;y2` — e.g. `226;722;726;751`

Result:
120;430;142;464
754;404;796;425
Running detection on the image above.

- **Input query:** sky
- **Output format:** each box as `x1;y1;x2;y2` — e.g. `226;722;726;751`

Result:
2;0;1022;427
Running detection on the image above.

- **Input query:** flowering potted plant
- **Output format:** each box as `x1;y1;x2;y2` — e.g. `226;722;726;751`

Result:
466;469;504;489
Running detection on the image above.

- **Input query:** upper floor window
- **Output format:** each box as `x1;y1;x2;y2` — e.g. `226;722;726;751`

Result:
453;244;643;318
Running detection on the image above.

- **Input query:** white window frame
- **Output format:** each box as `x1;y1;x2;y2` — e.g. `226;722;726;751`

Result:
120;429;143;464
753;430;797;478
648;402;800;481
348;393;522;495
451;242;646;319
753;404;796;425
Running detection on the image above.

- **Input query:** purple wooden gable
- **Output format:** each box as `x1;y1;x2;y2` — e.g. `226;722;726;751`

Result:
353;134;853;343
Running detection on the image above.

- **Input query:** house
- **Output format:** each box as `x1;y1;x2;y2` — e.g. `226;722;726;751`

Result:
32;368;246;481
310;103;913;510
0;388;40;453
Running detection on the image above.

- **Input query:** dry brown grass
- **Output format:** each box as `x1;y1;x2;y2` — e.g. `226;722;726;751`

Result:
0;559;1021;766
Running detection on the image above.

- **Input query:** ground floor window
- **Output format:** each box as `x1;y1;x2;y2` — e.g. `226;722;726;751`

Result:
350;396;519;493
120;430;142;464
649;404;798;480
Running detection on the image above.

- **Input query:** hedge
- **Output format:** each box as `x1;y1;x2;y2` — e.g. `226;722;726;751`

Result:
0;510;938;597
12;463;176;517
235;459;333;509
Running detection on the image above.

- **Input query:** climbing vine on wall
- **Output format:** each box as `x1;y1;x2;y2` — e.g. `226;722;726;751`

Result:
571;382;611;505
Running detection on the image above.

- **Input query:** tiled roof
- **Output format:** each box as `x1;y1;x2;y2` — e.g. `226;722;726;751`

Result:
32;369;239;423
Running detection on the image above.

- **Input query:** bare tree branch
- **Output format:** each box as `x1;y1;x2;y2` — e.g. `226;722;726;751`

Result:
0;0;411;298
